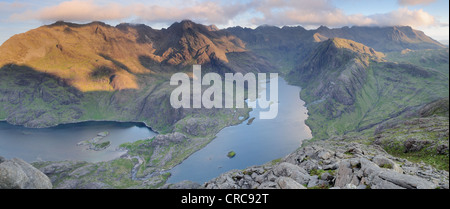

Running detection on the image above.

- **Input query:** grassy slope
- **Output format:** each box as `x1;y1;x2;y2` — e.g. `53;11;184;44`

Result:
300;49;449;171
303;49;448;140
372;115;449;171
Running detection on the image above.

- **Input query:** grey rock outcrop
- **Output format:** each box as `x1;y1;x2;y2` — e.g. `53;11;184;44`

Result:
277;177;307;189
202;141;448;189
151;132;187;146
273;162;311;185
334;157;436;189
161;180;202;189
0;157;52;189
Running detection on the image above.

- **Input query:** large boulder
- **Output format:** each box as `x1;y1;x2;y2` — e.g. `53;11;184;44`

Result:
334;157;437;189
404;138;431;153
372;155;403;174
273;162;311;185
0;157;52;189
276;177;307;189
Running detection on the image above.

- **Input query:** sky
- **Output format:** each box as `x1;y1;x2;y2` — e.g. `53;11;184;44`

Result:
0;0;448;44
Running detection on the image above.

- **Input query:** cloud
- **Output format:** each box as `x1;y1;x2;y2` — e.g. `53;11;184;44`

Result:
7;0;444;29
9;0;248;25
10;0;130;22
369;7;438;27
398;0;437;6
249;0;441;28
0;2;29;13
132;1;248;24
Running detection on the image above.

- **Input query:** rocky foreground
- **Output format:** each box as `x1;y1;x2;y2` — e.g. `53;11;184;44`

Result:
166;141;449;189
0;156;52;189
2;139;449;189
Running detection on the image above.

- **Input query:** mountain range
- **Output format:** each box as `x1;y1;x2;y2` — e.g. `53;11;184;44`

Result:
0;20;448;189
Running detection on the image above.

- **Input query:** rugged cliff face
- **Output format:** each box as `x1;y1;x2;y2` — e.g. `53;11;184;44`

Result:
0;20;270;130
0;20;254;92
0;20;448;189
290;38;384;107
285;38;448;140
311;26;446;52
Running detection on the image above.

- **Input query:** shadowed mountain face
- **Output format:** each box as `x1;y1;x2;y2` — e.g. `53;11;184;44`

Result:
311;26;446;52
0;20;252;92
0;20;447;132
0;20;448;189
289;38;383;107
0;21;444;92
226;25;445;53
287;38;448;140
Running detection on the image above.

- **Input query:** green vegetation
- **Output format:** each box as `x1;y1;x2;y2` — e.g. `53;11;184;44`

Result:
386;49;449;78
380;164;393;169
309;169;335;178
227;151;236;158
383;144;448;171
270;158;282;165
94;141;111;150
292;45;449;172
308;184;331;189
370;100;449;171
2;22;449;188
300;49;449;141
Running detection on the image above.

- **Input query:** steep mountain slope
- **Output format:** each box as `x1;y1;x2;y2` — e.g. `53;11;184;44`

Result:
372;97;449;171
225;25;314;74
0;20;272;129
0;20;263;92
0;21;260;189
288;38;449;141
311;26;446;52
225;25;445;74
0;20;448;188
289;38;384;113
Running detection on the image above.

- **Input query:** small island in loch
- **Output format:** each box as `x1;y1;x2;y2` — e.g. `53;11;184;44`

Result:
227;151;236;158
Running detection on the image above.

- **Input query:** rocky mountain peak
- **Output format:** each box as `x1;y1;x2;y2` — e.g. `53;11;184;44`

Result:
206;24;219;31
317;25;330;31
329;38;385;59
48;20;111;29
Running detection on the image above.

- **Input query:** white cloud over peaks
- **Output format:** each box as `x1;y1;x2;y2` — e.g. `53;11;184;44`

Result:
249;0;440;28
398;0;437;6
0;2;29;14
6;0;443;28
9;0;248;25
9;0;126;21
369;7;438;27
132;1;247;24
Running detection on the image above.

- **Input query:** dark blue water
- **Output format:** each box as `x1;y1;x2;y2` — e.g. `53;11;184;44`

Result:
167;77;312;184
0;121;157;163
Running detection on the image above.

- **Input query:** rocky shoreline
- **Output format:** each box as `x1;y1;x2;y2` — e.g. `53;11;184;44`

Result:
77;131;111;151
0;119;158;133
165;141;449;189
3;139;447;189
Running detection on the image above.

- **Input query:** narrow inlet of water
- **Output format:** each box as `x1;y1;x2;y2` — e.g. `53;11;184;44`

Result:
167;77;312;184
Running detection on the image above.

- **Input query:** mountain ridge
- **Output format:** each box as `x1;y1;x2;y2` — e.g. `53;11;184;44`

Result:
0;20;448;189
0;20;251;92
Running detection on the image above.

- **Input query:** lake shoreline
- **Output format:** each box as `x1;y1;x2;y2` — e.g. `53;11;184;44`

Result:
0;120;158;163
0;119;159;134
167;78;312;184
1;77;313;188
